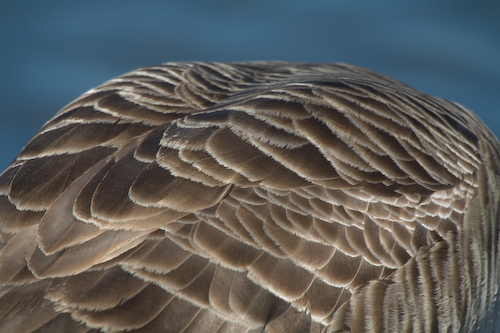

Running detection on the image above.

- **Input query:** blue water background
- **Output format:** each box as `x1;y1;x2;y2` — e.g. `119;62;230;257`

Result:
0;1;499;170
0;0;500;328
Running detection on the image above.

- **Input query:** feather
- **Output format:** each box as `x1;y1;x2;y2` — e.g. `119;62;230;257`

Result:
0;61;498;332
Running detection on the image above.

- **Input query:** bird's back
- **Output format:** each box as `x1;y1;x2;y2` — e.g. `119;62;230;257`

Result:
0;62;499;332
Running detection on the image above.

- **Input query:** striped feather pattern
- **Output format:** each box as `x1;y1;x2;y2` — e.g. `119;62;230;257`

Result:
0;62;499;332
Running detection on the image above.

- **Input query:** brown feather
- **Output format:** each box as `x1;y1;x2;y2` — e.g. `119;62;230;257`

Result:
0;61;498;332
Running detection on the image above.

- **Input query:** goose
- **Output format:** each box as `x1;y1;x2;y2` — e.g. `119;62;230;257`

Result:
0;62;499;332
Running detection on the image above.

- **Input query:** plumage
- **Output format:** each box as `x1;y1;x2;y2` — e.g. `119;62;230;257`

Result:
0;61;499;332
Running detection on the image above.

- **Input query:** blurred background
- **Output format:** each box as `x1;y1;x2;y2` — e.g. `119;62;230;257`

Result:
0;0;499;170
0;0;500;329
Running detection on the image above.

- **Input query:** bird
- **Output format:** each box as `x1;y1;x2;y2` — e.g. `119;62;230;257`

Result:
0;61;499;332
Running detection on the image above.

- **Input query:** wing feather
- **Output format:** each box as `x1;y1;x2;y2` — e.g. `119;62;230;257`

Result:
0;61;496;332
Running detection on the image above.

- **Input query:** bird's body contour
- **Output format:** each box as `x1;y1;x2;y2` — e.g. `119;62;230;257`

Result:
0;62;499;332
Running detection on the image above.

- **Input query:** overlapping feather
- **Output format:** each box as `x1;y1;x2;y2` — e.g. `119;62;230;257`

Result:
0;62;499;332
